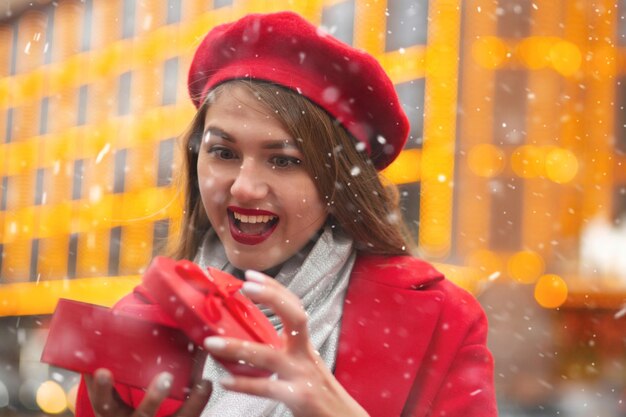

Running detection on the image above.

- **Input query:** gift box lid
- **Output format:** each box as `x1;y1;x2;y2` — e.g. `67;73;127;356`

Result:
142;257;282;376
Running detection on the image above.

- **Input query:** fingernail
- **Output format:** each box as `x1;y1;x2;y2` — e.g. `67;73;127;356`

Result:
204;336;227;350
245;270;266;283
219;375;235;387
94;369;110;385
156;372;173;392
242;281;264;295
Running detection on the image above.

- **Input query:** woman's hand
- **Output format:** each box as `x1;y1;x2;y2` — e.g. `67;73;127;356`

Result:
203;270;370;417
83;351;212;417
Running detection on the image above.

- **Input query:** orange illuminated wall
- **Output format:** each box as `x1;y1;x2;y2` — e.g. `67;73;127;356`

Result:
456;0;626;307
0;0;440;315
1;0;624;316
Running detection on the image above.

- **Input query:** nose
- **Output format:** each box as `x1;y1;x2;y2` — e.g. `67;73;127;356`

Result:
230;158;269;201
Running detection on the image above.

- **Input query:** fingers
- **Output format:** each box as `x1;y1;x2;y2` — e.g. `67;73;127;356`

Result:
244;270;310;351
174;379;213;417
132;372;173;417
218;374;302;406
84;369;126;416
204;337;288;376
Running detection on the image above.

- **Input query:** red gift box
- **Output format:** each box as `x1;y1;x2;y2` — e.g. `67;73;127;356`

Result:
142;257;282;376
41;299;196;400
41;257;282;398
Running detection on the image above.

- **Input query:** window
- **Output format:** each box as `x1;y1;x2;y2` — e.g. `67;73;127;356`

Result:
118;71;132;116
162;58;178;106
213;0;233;8
77;85;88;126
321;1;355;46
108;227;122;276
385;0;428;51
34;168;45;205
152;219;169;257
113;149;127;194
157;138;174;186
166;0;181;24
496;0;532;38
122;0;136;39
395;79;425;148
81;0;92;52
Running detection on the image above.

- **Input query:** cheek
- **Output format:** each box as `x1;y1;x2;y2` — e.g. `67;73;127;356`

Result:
199;174;228;205
296;190;325;221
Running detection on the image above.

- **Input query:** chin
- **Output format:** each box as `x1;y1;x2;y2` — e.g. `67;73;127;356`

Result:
226;252;274;273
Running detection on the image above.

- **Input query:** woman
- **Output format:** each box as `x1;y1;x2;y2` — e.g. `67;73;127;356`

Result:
77;11;496;417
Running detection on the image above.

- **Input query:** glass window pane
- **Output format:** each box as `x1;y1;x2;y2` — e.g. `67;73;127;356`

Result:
162;58;178;106
385;0;428;51
122;0;136;39
167;0;181;24
214;0;233;9
157;138;174;186
118;71;132;116
396;79;425;148
322;0;355;46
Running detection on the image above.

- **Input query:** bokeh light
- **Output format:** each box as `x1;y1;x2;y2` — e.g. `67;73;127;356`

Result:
517;36;555;69
507;250;545;284
549;40;582;77
467;143;505;178
471;36;508;69
534;274;569;308
511;145;544;178
545;148;579;183
465;249;503;277
36;380;67;414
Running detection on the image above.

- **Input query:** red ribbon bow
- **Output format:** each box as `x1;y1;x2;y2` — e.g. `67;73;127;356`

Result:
174;260;272;343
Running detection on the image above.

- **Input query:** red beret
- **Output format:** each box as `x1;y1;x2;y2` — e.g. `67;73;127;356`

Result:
188;11;409;170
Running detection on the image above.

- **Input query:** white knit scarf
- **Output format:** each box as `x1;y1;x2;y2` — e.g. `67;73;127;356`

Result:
195;225;356;417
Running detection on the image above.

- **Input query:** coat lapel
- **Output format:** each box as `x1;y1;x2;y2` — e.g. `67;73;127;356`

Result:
334;256;446;417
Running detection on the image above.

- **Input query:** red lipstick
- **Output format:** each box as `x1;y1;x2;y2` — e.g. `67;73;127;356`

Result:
227;206;279;245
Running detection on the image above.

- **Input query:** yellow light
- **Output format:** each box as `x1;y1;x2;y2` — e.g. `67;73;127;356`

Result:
545;148;578;183
465;249;503;277
550;40;582;77
36;381;67;414
511;145;544;178
471;36;508;69
507;250;544;284
381;149;421;185
517;36;556;69
534;274;568;308
467;143;505;178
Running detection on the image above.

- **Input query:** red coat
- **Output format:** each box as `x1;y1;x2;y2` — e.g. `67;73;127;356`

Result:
75;255;496;416
335;255;497;416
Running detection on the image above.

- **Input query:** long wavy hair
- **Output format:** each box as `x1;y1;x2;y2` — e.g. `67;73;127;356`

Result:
167;80;415;261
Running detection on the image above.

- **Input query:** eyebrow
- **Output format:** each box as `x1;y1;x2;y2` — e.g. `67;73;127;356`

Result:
203;125;298;150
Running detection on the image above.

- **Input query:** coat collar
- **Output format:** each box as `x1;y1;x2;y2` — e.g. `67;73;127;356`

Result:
334;255;446;417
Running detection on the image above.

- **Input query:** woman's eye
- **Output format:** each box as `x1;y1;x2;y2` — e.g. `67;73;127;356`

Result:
271;155;301;168
209;146;236;160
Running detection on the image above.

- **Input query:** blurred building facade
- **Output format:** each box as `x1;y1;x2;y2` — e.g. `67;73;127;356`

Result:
0;0;625;415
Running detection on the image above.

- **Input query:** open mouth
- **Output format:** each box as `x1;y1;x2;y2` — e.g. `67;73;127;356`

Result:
227;207;279;245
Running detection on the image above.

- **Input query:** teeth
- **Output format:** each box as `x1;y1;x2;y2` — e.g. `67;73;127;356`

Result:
233;212;276;224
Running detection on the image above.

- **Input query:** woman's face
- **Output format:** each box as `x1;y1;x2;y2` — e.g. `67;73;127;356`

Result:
196;84;327;272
